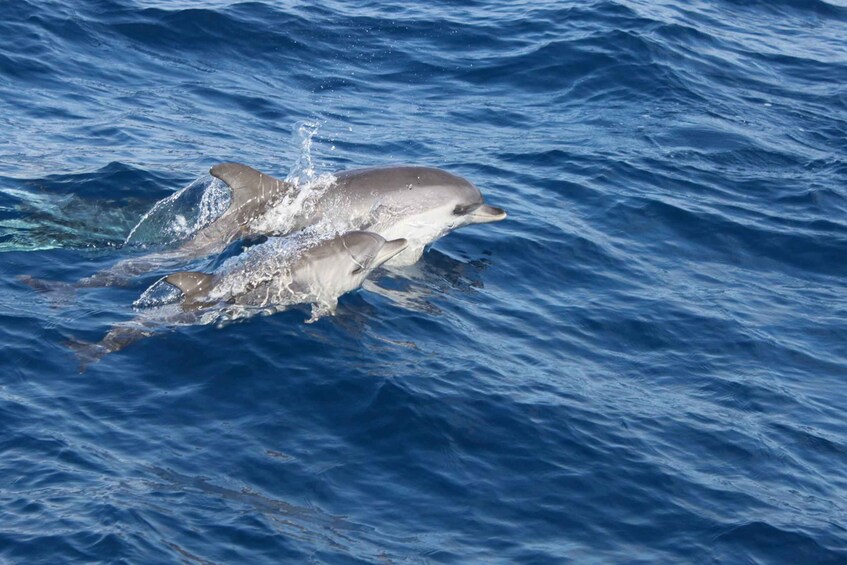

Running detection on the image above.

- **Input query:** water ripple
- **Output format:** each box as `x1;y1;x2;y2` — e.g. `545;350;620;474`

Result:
0;0;846;561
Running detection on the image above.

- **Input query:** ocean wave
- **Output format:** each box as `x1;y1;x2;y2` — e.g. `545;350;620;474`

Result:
1;0;846;561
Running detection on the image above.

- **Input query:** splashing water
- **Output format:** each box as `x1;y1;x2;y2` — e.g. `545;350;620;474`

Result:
125;176;231;247
286;121;322;187
249;122;337;239
124;122;339;251
209;231;320;303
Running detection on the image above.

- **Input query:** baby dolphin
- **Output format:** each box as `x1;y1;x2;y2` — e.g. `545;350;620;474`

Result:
163;230;408;319
67;231;407;368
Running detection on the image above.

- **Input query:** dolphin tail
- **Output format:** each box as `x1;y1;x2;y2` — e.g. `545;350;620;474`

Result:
17;274;77;308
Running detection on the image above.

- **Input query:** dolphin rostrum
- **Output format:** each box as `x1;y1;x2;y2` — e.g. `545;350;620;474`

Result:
68;231;407;368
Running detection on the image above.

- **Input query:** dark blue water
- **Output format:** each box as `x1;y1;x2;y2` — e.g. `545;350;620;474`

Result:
2;0;846;561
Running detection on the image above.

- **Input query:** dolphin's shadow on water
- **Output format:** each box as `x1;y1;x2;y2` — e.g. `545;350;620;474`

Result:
144;466;417;559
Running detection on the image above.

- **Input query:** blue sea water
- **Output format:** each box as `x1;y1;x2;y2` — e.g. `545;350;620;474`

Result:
1;0;846;561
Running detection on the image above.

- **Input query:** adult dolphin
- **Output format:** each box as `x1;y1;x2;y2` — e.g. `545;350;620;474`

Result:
213;162;507;266
68;231;408;368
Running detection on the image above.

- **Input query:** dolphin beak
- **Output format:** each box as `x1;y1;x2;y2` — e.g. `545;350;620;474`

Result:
468;204;507;224
376;238;408;265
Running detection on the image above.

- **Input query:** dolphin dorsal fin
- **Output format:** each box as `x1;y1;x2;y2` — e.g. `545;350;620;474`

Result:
164;271;215;302
210;163;293;224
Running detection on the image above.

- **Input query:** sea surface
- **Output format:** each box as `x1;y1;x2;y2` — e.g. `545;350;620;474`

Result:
1;0;846;562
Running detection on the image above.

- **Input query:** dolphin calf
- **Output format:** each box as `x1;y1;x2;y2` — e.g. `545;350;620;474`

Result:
68;231;407;368
162;230;407;319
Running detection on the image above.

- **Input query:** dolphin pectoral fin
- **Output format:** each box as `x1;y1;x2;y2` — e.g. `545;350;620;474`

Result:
305;298;338;324
210;163;295;223
164;272;215;307
375;238;409;267
468;204;507;224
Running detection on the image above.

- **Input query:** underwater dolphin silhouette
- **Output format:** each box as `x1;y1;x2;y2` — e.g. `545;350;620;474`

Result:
68;231;408;369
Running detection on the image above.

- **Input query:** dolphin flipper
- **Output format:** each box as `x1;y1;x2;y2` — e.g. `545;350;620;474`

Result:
210;163;294;225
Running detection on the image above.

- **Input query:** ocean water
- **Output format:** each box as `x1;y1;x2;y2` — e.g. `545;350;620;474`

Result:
1;0;846;561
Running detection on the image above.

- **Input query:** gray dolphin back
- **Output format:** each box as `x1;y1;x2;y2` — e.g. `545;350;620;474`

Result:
334;166;471;189
332;166;479;205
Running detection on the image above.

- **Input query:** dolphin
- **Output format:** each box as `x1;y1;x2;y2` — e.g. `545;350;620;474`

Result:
162;230;408;318
67;231;408;368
